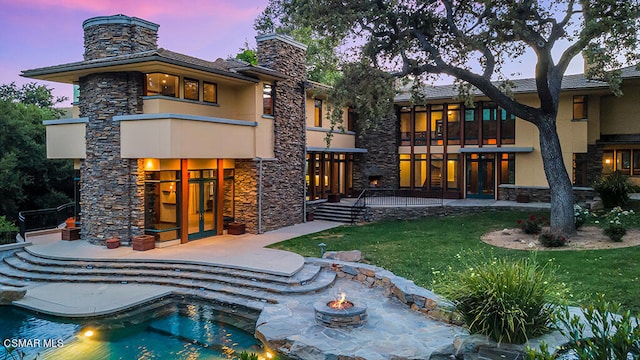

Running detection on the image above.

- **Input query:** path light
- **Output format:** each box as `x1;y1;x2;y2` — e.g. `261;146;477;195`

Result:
318;243;326;257
83;329;94;337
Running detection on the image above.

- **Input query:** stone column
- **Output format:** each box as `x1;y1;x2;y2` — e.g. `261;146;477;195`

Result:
353;115;400;190
78;15;158;244
236;34;307;233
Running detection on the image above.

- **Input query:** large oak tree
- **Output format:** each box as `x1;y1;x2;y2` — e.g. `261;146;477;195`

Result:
259;0;639;236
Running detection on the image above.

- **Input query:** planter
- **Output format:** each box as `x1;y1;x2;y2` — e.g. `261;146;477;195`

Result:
327;193;341;203
132;235;155;251
227;223;246;235
106;238;120;249
61;227;81;241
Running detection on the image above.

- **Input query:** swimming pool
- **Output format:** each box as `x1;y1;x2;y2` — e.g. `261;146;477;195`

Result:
1;299;266;359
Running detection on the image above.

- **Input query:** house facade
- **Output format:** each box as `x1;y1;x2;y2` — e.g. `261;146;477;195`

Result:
22;15;362;246
393;67;640;201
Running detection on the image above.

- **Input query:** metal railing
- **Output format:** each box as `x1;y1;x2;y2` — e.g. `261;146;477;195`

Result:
18;202;75;240
354;188;444;207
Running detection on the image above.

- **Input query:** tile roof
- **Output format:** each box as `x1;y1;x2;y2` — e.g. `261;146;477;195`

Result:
395;65;640;102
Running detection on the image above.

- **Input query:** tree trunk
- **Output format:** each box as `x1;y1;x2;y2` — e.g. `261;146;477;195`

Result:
538;116;576;237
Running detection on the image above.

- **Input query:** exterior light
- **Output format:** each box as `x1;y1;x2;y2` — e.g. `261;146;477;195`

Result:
318;243;326;257
83;330;94;337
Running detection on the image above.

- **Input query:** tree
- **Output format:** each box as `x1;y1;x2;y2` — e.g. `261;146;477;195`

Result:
0;82;73;220
259;0;640;237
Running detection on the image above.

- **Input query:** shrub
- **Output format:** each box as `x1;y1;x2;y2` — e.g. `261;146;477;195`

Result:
0;215;19;245
526;294;640;359
518;214;548;234
593;171;637;209
434;255;566;344
603;206;634;242
538;231;567;248
574;204;592;230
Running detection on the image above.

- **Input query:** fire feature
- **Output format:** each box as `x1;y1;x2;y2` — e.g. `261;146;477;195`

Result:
314;292;367;329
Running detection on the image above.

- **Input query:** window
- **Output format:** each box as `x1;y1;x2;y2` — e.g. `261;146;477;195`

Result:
145;73;179;97
501;109;516;144
430;105;444;145
602;151;614;174
573;95;588;120
262;84;272;115
500;153;515;185
399;154;411;187
446;104;461;145
144;170;180;242
634;150;640;175
446;154;460;189
399;108;411;146
204;82;217;104
347;107;356;131
573;153;588;186
430;154;443;190
482;102;498;145
464;106;479;145
314;99;323;127
414;110;427;145
414;154;427;188
184;78;199;101
616;150;631;175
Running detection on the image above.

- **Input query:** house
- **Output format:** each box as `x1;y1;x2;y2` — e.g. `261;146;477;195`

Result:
392;66;640;201
21;15;363;246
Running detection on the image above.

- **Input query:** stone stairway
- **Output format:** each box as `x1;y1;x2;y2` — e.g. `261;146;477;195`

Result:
313;202;365;223
0;248;336;312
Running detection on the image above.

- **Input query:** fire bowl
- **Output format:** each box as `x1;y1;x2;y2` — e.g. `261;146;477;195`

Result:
313;299;368;329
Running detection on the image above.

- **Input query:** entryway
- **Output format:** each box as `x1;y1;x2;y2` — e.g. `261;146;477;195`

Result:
188;170;217;240
466;153;495;199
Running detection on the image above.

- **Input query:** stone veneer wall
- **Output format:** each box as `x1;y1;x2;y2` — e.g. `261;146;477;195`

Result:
498;185;595;203
364;204;549;223
238;35;306;233
78;16;157;244
353;115;399;190
233;160;259;233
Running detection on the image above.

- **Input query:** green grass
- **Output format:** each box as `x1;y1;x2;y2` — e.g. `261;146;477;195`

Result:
268;210;640;313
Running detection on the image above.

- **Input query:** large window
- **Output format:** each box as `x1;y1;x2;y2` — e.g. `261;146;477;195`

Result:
482;102;498;145
306;152;354;200
415;109;427;146
414;154;427;188
464;106;479;145
501;109;515;144
262;84;272;115
601;148;640;176
203;82;217;103
314;99;323;127
184;78;199;101
446;154;460;189
446;104;461;145
573;95;588;120
144;171;180;242
399;154;411;187
430;154;443;190
400;108;411;146
145;73;179;97
430;105;444;145
500;153;515;185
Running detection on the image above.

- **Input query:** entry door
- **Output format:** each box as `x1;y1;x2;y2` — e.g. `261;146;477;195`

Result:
466;154;495;199
188;171;216;240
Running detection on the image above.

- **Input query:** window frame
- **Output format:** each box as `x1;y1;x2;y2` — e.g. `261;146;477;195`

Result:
314;99;323;127
573;95;588;120
145;73;179;98
203;81;218;104
183;78;200;101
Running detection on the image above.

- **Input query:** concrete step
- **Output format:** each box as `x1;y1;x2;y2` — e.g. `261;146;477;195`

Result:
21;248;320;286
314;204;365;223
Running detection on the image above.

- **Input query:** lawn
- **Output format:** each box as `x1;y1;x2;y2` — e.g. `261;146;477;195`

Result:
269;209;640;313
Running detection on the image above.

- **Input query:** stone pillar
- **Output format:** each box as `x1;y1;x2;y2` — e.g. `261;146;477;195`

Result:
78;15;158;244
353;114;399;190
239;34;307;233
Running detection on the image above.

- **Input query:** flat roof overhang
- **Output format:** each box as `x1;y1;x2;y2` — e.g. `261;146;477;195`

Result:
306;146;368;153
458;147;534;153
21;57;275;85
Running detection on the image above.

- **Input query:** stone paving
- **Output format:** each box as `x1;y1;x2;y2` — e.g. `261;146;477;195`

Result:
256;278;466;360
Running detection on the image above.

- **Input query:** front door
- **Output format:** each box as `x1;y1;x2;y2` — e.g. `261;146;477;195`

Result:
188;170;216;240
466;153;495;199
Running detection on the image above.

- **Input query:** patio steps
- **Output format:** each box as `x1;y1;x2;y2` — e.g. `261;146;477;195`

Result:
313;202;365;223
0;249;336;310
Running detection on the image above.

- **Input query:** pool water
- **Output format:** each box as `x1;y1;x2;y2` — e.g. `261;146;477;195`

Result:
0;301;264;359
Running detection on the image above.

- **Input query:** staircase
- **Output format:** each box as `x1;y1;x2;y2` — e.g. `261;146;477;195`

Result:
0;248;336;312
313;202;366;223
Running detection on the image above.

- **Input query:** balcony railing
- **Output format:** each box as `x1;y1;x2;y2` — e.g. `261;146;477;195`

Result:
18;202;75;240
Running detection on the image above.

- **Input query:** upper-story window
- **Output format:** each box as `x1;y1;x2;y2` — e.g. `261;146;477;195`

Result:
263;84;273;115
204;82;218;104
184;78;199;101
430;105;444;145
446;104;461;145
347;107;356;132
145;73;179;97
314;99;323;127
573;95;588;120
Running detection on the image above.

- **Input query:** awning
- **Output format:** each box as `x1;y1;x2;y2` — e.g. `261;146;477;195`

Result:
307;147;368;153
458;147;533;153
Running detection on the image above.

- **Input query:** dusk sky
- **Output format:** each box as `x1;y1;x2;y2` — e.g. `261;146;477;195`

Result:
1;0;586;107
0;0;270;106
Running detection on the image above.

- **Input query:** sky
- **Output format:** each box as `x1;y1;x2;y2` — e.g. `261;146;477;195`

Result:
0;0;587;108
0;0;270;106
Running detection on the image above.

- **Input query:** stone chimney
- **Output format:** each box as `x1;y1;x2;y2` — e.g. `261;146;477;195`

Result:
82;14;159;60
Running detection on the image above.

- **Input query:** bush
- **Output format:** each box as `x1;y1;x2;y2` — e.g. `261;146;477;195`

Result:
518;214;548;234
538;231;567;248
574;204;592;230
593;171;638;209
434;255;566;344
526;294;640;359
603;206;634;242
0;215;18;245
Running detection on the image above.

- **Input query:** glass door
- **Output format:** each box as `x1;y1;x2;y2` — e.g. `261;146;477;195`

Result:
466;153;495;199
188;170;216;240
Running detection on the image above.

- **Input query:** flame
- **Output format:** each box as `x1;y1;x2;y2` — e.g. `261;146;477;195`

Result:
330;292;347;309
